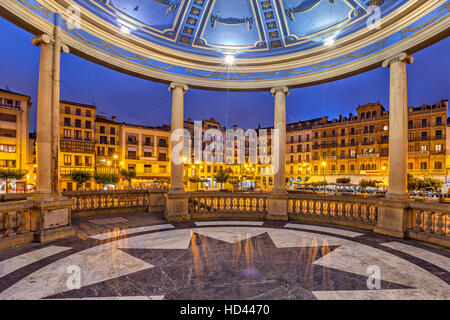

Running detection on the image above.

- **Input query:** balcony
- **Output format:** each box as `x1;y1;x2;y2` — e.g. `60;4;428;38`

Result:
409;150;429;156
60;140;95;154
357;153;380;159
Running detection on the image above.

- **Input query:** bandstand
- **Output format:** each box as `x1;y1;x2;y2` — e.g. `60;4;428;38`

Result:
0;0;449;248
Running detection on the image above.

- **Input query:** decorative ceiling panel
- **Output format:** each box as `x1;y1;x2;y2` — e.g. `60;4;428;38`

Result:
70;0;411;57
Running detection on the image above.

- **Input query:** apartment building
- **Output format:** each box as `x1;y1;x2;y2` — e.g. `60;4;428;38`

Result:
285;100;448;186
0;89;32;191
95;115;121;175
59;101;96;191
119;122;171;187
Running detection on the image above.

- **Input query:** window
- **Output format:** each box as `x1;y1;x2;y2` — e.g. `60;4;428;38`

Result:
85;156;92;166
340;165;345;171
340;151;345;158
128;135;137;144
84;131;91;141
297;145;302;152
0;145;16;153
64;118;71;126
144;164;152;173
435;130;442;139
110;127;115;135
421;132;428;140
159;165;167;173
382;135;388;143
85;110;91;117
421;145;428;152
0;160;16;168
74;156;82;166
360;164;365;170
158;152;167;161
435;162;442;170
100;136;107;144
408;163;413;170
420;162;428;170
75;119;81;128
436;117;442;125
350;164;355;171
422;119;427;127
341;129;345;136
100;126;106;134
65;106;70;114
331;165;336;171
110;137;116;145
128;151;137;159
128;164;136;171
75;108;81;116
74;130;82;140
435;144;443;152
85;121;91;129
350;150;356;158
351;128;355;135
63;129;71;139
64;154;72;166
408;120;413;129
159;139;167;147
108;148;115;155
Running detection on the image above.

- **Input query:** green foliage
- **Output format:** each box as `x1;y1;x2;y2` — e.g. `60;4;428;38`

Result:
0;169;27;193
310;180;327;187
70;170;92;187
408;174;443;192
0;169;26;181
214;168;230;189
94;173;120;186
336;177;351;184
304;176;310;183
227;176;241;185
120;169;137;184
359;180;381;189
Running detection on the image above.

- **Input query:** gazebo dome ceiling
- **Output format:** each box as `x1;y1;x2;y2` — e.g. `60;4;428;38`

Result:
73;0;408;58
3;0;449;89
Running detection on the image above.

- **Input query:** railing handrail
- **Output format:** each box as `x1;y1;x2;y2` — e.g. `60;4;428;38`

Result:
189;192;269;198
408;201;450;212
63;189;165;196
287;192;383;204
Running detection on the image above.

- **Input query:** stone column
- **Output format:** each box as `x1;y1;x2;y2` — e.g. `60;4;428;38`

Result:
267;87;289;221
52;23;70;196
375;52;414;238
31;34;54;198
383;52;414;200
165;83;190;221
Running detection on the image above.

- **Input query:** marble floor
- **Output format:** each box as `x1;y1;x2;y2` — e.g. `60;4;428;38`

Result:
0;212;448;300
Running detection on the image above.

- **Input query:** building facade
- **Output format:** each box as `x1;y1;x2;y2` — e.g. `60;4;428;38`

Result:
0;89;32;192
59;101;96;191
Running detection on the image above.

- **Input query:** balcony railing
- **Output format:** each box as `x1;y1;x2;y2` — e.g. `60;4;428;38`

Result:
410;202;449;238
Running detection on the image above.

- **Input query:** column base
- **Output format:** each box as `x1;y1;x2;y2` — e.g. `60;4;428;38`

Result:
29;197;75;242
267;191;289;221
374;199;411;239
165;191;190;222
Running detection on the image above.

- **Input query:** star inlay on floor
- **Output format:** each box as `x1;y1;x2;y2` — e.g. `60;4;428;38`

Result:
0;213;448;300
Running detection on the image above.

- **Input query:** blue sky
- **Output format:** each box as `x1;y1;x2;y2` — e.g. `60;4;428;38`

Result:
0;16;448;131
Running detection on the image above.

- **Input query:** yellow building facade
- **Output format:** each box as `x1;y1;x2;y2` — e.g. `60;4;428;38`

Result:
0;89;32;191
59;101;96;191
95;115;121;175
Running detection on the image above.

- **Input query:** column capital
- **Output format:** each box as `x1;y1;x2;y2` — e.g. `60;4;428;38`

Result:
61;43;70;54
169;82;189;93
31;34;54;47
382;52;414;68
271;86;289;97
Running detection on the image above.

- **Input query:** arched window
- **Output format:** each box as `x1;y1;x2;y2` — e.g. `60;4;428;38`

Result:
340;165;345;171
366;112;371;119
435;162;442;170
361;113;365;119
350;164;355;171
360;164;365;170
351;138;355;146
372;164;377;170
364;126;368;133
372;111;377;118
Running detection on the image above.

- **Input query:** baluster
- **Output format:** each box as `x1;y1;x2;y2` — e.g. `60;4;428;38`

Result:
364;205;371;221
263;198;267;213
319;201;324;216
349;203;354;220
334;202;339;217
414;210;423;231
76;196;81;210
306;200;310;215
3;212;14;237
436;212;444;236
326;201;331;216
356;204;362;220
425;211;433;233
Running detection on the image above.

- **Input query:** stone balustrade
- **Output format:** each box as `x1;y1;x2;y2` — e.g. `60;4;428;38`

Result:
0;200;33;239
288;193;379;226
409;201;449;244
188;192;269;218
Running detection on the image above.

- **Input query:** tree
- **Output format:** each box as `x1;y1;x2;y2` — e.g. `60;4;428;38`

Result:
70;170;92;190
94;173;120;189
189;177;202;191
408;175;443;200
0;169;26;193
214;168;230;190
336;177;351;184
227;176;241;191
359;180;381;192
120;169;137;188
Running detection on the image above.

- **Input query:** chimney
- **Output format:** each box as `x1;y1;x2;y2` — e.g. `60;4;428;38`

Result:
111;116;116;122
